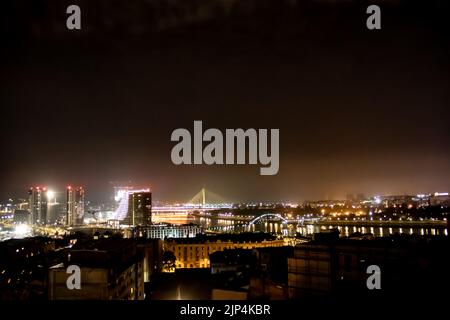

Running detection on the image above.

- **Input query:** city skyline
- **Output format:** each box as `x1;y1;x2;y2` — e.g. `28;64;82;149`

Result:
2;183;449;206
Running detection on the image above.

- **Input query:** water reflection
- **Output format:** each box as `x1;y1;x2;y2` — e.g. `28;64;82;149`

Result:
167;216;449;238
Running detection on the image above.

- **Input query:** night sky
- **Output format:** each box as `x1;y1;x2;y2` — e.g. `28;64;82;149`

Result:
1;0;449;204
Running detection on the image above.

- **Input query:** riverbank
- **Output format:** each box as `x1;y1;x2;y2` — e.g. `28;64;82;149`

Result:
314;220;448;228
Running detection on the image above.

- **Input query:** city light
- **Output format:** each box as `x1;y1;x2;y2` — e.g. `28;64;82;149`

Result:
47;190;55;201
14;224;30;236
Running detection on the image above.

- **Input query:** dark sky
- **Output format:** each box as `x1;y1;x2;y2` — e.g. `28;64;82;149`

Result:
1;0;449;204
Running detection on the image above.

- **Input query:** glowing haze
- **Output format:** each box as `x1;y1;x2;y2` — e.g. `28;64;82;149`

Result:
1;1;449;203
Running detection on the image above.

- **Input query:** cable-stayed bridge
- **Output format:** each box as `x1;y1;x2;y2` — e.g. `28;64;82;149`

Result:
152;187;232;217
186;187;229;206
151;188;320;228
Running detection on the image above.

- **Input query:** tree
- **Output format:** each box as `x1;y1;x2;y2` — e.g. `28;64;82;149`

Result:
162;251;176;272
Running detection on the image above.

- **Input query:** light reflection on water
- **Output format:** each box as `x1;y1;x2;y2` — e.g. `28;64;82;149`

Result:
159;216;449;238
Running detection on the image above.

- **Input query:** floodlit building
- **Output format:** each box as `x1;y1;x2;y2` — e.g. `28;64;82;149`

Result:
165;233;284;269
136;223;203;240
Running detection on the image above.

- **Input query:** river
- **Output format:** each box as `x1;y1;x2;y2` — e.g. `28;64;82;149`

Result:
159;215;449;237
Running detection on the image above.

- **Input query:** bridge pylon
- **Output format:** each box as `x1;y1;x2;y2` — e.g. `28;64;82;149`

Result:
188;187;227;206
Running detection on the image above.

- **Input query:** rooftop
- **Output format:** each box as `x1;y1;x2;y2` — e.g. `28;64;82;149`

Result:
165;232;278;244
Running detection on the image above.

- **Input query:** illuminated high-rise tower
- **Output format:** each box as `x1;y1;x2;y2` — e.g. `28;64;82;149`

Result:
128;190;152;226
28;186;48;225
114;189;151;226
66;186;85;226
114;188;152;225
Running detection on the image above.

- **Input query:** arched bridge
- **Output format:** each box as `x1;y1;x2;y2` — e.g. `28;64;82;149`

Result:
248;213;289;225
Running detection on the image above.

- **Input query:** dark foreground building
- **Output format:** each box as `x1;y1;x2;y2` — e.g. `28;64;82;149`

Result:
0;237;55;300
288;230;450;301
48;238;145;300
